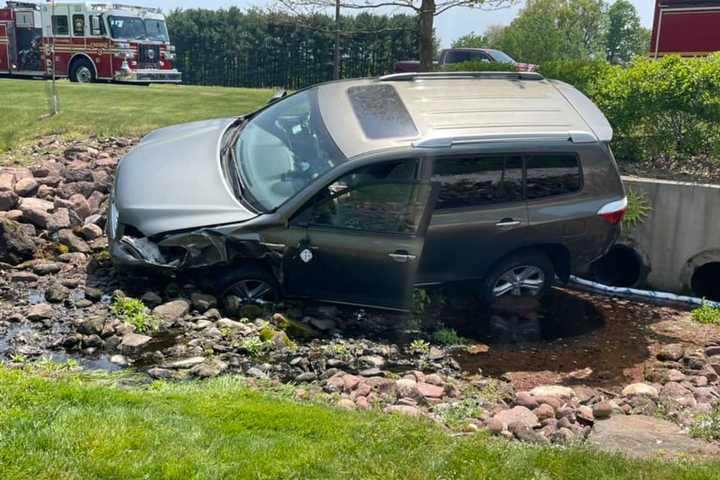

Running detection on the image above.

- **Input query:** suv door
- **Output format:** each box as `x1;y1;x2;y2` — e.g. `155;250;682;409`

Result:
277;161;437;310
417;154;528;285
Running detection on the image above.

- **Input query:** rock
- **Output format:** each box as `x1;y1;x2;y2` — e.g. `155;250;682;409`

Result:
47;208;72;232
415;382;444;399
358;355;386;369
148;367;174;379
110;354;129;366
45;283;69;303
191;360;227;378
515;391;539;409
78;316;105;336
246;367;268;379
32;262;62;275
153;299;190;324
10;271;38;283
385;405;419;416
529;385;575;399
18;197;52;228
79;223;103;240
26;303;53;321
58;229;90;253
592;401;613;419
120;333;152;349
0;172;15;192
84;287;103;302
0;191;18;211
705;345;720;357
164;357;206;369
657;344;685;362
355;396;370;410
308;316;336;331
487;417;506;434
622;383;659;399
509;422;545;444
576;405;594;424
68;193;91;219
493;406;539;429
587;415;720;458
694;387;718;404
337;398;356;410
0;219;37;264
190;293;217;312
14;177;38;197
396;378;418;398
140;291;162;308
535;403;555;421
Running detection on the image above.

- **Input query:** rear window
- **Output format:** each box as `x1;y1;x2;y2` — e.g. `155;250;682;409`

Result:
525;154;582;200
347;85;418;140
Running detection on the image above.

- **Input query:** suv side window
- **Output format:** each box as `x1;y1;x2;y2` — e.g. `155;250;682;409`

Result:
294;160;428;234
432;155;523;209
525;154;582;200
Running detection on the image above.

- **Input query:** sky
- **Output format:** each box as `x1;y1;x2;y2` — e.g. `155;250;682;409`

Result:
141;0;655;48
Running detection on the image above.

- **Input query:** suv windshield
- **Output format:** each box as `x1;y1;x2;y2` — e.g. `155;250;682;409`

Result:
487;49;517;64
109;16;169;42
233;90;346;211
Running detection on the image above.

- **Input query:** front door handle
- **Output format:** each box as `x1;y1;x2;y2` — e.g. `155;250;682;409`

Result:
388;251;417;263
496;218;521;227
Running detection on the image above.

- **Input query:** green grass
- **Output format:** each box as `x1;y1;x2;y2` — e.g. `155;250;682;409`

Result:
692;302;720;325
0;367;718;479
0;78;272;156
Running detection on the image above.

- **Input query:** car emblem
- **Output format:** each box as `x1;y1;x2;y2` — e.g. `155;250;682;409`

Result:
147;49;155;60
300;249;313;263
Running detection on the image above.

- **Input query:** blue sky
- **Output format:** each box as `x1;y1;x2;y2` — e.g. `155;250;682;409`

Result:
143;0;654;48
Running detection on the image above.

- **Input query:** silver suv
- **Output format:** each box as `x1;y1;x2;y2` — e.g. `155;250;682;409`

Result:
108;72;626;311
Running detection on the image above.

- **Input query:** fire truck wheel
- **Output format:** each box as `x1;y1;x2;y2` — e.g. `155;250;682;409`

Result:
70;59;96;84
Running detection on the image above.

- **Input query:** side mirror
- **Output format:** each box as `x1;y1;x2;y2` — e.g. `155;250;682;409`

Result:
268;89;288;105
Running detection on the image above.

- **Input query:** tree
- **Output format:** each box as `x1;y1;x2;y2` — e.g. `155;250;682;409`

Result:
452;32;487;48
278;0;517;71
606;0;649;64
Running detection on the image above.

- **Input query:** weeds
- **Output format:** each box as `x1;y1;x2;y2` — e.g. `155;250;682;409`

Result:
238;336;272;357
431;328;467;346
692;302;720;325
111;296;158;334
691;404;720;441
623;190;652;228
408;339;430;355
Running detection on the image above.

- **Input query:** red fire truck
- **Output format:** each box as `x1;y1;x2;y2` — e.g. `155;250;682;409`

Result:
0;1;180;83
651;0;720;58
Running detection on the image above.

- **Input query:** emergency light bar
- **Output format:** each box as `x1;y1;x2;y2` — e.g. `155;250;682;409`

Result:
89;3;162;14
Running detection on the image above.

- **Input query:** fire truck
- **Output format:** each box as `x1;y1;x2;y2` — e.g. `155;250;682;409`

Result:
0;1;181;83
651;0;720;58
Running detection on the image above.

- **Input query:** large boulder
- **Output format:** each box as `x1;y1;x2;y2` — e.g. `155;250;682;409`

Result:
0;218;36;264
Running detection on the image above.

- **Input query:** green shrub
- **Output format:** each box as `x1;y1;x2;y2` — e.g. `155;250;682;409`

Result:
623;190;652;228
111;296;158;334
431;328;467;346
444;61;516;72
692;302;720;325
408;339;430;354
537;59;612;95
691;404;720;441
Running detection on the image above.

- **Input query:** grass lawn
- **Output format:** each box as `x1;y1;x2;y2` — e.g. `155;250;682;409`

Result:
0;78;272;156
0;366;718;479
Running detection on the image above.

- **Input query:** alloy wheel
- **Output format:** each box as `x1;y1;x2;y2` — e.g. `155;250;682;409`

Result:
492;265;546;297
225;279;278;305
77;66;93;83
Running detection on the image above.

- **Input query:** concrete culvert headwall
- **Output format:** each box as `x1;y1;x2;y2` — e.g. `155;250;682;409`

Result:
590;245;644;288
692;262;720;301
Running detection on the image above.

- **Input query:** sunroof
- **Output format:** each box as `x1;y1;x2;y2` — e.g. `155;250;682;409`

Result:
347;84;418;139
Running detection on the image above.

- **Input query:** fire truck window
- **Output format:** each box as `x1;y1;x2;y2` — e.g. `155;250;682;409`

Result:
73;15;85;37
90;16;105;36
52;15;69;36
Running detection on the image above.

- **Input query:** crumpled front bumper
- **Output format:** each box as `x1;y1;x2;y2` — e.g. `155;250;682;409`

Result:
114;69;182;83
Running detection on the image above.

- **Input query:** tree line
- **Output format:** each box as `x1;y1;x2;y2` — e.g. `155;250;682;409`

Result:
453;0;650;65
166;8;420;89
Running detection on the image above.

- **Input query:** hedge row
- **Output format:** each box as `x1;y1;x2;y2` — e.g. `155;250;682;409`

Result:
452;56;720;162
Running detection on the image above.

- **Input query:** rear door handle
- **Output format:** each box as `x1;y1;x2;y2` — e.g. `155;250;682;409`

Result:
496;218;521;227
388;251;417;263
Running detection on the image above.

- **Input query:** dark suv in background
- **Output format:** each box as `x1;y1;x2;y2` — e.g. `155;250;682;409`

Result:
109;71;626;311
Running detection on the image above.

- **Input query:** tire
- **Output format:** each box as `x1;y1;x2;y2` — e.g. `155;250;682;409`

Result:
69;58;95;84
478;251;554;304
216;263;281;311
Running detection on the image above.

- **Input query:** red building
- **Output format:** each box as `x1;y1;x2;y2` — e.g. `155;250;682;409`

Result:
651;0;720;58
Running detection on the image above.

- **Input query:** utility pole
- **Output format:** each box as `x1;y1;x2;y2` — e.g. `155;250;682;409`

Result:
49;0;59;115
333;0;340;80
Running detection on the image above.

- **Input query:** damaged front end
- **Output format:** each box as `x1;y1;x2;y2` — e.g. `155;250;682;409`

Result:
110;226;284;281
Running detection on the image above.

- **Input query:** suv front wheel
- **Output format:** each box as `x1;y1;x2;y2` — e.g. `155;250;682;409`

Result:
479;252;554;303
217;264;281;311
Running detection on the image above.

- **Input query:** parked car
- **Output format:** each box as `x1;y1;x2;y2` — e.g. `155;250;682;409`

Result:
108;71;626;311
394;48;537;73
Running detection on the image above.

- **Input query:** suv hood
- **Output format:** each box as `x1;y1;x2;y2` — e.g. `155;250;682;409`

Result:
114;118;257;237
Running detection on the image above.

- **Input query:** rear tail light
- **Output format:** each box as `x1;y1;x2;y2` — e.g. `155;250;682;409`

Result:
597;196;627;224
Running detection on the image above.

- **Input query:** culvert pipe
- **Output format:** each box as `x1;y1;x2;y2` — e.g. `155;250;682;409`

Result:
568;275;720;309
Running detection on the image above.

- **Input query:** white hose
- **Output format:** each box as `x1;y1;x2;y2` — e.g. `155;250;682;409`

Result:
568;275;720;309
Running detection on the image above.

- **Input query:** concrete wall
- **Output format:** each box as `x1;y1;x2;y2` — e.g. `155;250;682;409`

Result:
618;176;720;295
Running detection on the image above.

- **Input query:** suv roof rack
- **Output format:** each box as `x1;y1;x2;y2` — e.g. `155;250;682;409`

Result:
378;71;544;82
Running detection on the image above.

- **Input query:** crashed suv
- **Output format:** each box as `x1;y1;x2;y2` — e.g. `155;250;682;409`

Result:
109;71;626;311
